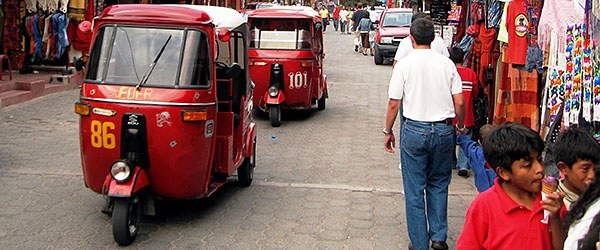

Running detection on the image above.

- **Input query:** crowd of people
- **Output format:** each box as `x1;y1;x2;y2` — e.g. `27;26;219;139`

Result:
379;7;600;250
317;2;380;55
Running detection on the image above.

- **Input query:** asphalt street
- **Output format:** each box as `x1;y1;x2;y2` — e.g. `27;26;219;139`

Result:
0;27;478;249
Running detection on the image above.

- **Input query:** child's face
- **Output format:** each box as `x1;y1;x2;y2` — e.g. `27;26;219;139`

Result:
559;159;596;194
505;152;545;193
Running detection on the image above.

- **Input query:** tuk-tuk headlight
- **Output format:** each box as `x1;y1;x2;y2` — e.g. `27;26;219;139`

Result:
110;161;132;183
268;86;279;97
380;37;393;44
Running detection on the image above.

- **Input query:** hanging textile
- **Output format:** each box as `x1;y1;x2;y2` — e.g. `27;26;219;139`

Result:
538;0;585;50
506;0;529;65
509;66;540;130
68;0;86;21
485;0;502;29
48;0;59;12
25;0;36;12
497;1;510;43
563;24;585;126
52;12;69;60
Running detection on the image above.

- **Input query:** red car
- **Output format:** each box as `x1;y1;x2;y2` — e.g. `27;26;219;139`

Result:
373;8;413;65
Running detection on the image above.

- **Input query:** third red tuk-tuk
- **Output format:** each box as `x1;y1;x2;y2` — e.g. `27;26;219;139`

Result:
248;6;328;127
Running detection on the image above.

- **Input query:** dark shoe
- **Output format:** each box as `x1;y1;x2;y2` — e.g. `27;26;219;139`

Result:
363;52;367;56
354;45;358;52
431;241;448;250
458;169;469;177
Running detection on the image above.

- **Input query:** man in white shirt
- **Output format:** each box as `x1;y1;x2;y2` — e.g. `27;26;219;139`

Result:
392;13;449;67
383;18;465;250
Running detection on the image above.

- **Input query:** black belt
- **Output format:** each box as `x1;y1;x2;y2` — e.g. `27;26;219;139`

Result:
404;117;453;126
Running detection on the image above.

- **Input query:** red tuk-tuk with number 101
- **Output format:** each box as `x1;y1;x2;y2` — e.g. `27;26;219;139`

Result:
248;6;328;127
74;5;256;246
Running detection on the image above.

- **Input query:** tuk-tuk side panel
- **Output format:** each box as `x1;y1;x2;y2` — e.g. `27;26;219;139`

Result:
79;85;218;199
249;50;319;109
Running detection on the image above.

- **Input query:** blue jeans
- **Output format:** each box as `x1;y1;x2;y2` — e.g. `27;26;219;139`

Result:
457;128;473;170
400;119;454;250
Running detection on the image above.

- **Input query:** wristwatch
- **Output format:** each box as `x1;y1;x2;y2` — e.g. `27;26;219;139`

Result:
383;129;393;135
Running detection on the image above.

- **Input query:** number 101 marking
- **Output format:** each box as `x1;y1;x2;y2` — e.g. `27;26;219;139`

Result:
288;71;308;89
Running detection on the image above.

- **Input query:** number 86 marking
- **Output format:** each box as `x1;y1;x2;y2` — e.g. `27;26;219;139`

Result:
91;120;116;149
288;71;308;89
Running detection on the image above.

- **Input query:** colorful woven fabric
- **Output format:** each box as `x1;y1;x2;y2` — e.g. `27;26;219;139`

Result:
486;0;502;29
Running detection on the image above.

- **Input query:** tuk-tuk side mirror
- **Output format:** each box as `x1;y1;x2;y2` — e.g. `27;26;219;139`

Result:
314;22;323;32
227;63;242;79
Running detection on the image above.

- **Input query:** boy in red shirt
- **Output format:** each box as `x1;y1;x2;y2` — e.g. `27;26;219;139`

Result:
456;123;566;250
450;47;479;177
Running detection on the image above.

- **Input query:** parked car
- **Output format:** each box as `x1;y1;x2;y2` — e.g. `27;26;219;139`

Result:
373;8;412;65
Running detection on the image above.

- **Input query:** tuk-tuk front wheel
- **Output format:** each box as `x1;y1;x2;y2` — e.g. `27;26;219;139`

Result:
269;105;281;127
112;196;142;246
238;139;256;187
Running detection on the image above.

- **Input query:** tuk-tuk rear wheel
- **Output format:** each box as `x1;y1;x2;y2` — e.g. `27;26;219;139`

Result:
269;105;281;127
318;95;326;110
112;197;142;246
238;139;255;187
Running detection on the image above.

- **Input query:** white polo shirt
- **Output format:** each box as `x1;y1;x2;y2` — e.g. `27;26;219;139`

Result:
388;49;462;122
393;36;449;62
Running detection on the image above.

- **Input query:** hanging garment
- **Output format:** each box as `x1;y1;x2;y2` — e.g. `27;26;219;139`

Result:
506;0;529;65
48;0;59;12
538;0;585;50
494;62;512;125
510;66;540;130
25;0;36;12
68;0;86;21
60;0;69;13
53;13;69;60
3;0;22;54
32;15;44;59
38;0;48;11
486;0;502;28
498;2;510;43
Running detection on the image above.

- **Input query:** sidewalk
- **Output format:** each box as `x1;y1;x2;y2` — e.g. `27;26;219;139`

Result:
0;69;82;107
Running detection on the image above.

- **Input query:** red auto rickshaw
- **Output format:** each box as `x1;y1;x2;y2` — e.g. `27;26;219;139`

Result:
74;5;256;245
248;6;328;127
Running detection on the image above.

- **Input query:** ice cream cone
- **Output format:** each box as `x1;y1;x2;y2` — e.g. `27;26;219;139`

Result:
540;176;558;224
541;176;558;194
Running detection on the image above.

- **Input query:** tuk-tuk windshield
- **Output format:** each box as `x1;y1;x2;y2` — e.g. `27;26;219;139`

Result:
250;19;311;50
86;26;211;87
382;12;412;27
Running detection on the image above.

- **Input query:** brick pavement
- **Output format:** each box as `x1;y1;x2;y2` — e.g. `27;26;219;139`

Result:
0;28;478;249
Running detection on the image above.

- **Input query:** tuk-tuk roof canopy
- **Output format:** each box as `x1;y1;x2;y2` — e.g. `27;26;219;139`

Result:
99;4;245;29
248;6;320;19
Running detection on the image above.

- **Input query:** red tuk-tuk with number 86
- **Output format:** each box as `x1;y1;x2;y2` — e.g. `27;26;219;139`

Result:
75;5;256;246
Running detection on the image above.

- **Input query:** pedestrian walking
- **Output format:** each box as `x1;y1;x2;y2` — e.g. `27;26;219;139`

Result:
346;7;354;34
449;47;479;178
319;5;329;32
332;4;340;32
392;13;449;67
339;6;349;34
357;11;373;56
383;18;465;250
351;3;367;52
